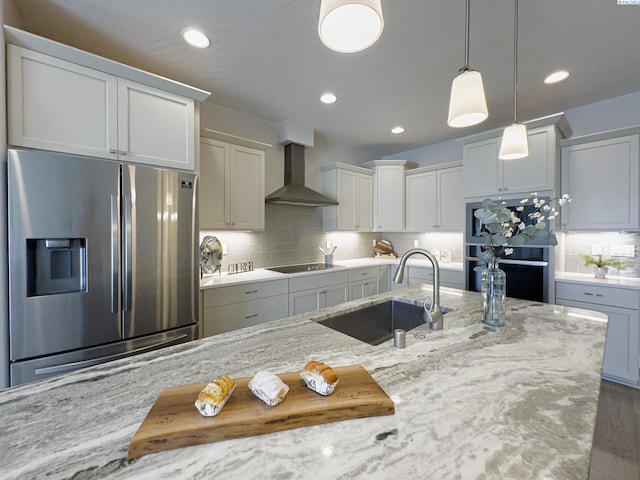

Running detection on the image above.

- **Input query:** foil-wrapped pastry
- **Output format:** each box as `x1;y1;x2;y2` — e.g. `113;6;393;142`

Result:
300;360;339;396
248;371;289;407
194;375;236;417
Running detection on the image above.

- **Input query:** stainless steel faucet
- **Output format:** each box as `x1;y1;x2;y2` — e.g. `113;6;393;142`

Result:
393;248;444;330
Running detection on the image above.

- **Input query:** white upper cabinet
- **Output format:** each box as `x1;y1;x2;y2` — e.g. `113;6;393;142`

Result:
321;163;373;232
560;130;640;231
8;46;118;159
461;116;569;199
6;29;208;171
363;160;416;232
117;79;194;169
405;164;463;232
200;138;265;231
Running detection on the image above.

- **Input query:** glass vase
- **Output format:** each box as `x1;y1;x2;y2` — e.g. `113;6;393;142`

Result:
481;259;506;327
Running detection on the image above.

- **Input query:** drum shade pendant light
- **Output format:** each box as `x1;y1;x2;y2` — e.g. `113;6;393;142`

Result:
447;0;488;128
318;0;384;53
499;0;528;160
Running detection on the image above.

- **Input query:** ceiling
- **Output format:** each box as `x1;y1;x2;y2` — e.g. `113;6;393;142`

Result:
10;0;640;156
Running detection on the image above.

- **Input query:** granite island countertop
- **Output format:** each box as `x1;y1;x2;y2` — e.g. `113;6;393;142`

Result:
0;286;606;479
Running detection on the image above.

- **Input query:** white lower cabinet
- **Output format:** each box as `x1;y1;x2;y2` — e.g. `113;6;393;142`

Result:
289;271;349;316
407;266;464;289
202;279;288;337
348;266;387;301
555;281;640;387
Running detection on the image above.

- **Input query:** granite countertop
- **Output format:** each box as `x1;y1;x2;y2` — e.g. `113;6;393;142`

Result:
201;256;464;289
556;270;640;290
0;287;606;479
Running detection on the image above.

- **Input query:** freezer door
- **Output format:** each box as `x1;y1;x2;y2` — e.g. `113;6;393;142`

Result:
8;149;122;361
122;164;198;338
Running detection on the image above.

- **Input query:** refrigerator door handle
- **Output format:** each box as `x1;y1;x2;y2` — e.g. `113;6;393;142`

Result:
110;194;118;314
33;333;189;376
123;193;132;312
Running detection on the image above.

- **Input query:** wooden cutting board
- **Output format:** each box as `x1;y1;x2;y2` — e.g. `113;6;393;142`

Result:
128;364;394;459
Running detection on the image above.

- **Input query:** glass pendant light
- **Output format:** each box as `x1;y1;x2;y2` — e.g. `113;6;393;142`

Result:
318;0;384;53
447;0;488;128
499;0;529;160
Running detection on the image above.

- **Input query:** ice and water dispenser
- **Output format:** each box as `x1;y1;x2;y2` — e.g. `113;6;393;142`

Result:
26;238;87;296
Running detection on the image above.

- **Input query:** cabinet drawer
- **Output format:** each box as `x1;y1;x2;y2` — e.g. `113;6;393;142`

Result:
556;282;640;310
407;267;464;287
348;266;380;282
289;271;350;293
203;294;289;337
203;279;288;308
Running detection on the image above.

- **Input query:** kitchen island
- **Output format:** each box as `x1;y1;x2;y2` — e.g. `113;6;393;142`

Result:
0;286;606;479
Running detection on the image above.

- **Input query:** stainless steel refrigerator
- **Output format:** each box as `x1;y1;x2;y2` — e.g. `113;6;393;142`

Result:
7;148;198;386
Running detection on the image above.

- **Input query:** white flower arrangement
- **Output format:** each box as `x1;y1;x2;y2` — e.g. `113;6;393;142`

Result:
473;193;571;268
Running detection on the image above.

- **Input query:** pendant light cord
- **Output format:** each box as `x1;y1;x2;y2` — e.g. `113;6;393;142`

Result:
513;0;519;123
462;0;470;72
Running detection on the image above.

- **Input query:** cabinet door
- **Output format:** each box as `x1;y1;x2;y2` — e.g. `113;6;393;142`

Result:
290;290;321;316
561;135;639;230
502;126;554;195
118;79;195;170
203;294;289;337
463;138;501;198
8;45;118;159
374;166;405;231
322;284;349;308
437;167;464;231
199;139;229;229
405;171;437;231
355;174;373;231
229;145;265;230
337;170;357;230
557;299;639;387
348;279;379;301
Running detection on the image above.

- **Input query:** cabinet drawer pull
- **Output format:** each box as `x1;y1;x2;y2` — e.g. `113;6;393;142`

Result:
583;292;604;297
120;150;127;156
245;289;259;294
109;149;117;154
244;313;259;319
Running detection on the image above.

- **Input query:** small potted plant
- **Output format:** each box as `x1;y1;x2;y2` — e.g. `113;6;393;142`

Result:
579;254;625;279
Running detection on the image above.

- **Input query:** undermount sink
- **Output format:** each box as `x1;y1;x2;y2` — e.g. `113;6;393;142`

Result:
316;299;452;346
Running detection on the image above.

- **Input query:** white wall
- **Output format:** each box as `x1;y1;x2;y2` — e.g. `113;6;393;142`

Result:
563;90;640;138
385;90;640;165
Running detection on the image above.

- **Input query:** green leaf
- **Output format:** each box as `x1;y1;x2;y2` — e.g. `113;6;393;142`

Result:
510;235;526;246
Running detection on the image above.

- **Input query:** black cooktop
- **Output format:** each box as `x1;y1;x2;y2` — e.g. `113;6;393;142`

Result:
265;263;344;274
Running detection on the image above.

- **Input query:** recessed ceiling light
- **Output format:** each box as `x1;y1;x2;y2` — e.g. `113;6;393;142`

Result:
182;28;210;48
320;93;338;104
544;70;570;84
391;126;405;134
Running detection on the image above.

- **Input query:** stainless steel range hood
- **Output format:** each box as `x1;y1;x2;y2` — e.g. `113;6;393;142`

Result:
265;143;338;207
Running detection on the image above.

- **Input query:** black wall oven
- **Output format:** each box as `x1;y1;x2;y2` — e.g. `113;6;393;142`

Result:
466;245;550;303
465;198;552;303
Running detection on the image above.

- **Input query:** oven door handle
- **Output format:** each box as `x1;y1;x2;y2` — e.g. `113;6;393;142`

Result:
466;256;549;267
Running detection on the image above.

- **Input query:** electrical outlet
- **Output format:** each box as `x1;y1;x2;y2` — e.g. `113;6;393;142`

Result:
326;240;331;249
413;239;419;248
222;243;228;255
372;239;377;247
611;244;635;257
591;244;602;255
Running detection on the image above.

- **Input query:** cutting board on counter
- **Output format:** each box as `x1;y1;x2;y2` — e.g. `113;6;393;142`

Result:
128;364;394;459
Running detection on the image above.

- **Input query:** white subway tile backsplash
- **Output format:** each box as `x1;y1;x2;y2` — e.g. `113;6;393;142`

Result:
200;204;464;270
